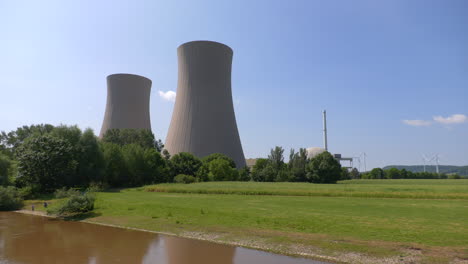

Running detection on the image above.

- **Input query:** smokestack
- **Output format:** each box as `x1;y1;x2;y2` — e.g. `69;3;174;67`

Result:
323;110;328;151
99;73;152;138
165;41;246;168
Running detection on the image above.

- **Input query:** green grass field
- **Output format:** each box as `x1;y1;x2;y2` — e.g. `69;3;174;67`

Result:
29;179;468;263
145;179;468;199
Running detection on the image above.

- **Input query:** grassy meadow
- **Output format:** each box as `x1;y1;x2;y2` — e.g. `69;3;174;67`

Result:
27;179;468;263
145;179;468;199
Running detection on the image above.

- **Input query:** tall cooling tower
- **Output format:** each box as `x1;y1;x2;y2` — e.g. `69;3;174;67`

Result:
165;41;246;168
99;73;152;137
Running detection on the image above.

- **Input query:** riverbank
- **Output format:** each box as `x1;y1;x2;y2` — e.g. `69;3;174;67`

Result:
14;208;339;263
22;180;468;264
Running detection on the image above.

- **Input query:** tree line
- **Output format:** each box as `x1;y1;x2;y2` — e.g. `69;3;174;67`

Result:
2;124;461;201
0;124;252;195
360;167;462;179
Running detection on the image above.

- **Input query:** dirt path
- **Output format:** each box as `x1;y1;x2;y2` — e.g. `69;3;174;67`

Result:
14;209;51;217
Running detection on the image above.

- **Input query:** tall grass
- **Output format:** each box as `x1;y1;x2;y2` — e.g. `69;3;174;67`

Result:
145;180;468;200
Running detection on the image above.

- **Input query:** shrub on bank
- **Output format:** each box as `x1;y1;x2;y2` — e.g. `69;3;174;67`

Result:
48;192;95;217
0;186;23;211
18;185;41;199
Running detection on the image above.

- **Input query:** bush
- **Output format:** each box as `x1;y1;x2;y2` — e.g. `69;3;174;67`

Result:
54;187;80;198
0;186;23;211
448;174;461;179
18;185;41;199
174;174;197;184
86;182;107;192
48;192;95;217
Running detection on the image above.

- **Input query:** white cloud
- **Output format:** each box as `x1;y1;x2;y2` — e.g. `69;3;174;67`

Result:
433;114;467;125
402;119;432;126
158;90;176;102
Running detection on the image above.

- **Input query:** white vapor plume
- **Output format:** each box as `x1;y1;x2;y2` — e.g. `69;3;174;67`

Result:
158;90;176;102
433;114;467;125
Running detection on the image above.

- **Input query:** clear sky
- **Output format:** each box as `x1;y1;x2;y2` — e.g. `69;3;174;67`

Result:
1;0;467;169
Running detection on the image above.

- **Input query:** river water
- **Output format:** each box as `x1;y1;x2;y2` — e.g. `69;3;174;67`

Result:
0;212;327;264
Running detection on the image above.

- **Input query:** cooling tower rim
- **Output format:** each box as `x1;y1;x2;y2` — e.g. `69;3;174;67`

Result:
178;40;233;54
107;73;152;85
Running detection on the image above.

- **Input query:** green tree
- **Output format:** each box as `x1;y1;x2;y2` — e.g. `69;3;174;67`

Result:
0;124;54;155
305;151;342;183
238;166;251;181
202;153;236;168
275;167;290;182
349;168;360;179
162;149;171;160
384;168;401;179
101;143;129;187
102;128;161;150
268;146;285;171
288;148;308;182
261;163;277;182
144;148;167;183
196;153;237;181
50;125;82;147
77;129;104;185
195;163;210;182
122;144;147;186
0;186;23;211
369;168;384;179
340;167;351;180
0;153;12;186
251;158;268;182
208;158;238;181
170;152;202;177
16;134;77;191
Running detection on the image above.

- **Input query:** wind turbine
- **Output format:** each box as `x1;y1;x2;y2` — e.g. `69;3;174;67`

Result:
422;154;432;172
434;154;440;174
360;152;367;172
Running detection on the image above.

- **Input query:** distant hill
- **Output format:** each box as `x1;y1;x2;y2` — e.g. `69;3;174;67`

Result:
383;165;468;176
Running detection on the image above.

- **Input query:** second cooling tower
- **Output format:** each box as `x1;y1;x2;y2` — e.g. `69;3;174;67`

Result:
99;73;152;137
165;41;246;168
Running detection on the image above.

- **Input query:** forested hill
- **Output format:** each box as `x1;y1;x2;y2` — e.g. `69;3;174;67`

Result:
383;165;468;176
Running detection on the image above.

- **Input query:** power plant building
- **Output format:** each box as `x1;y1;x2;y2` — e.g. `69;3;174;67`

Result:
165;41;246;168
99;73;152;137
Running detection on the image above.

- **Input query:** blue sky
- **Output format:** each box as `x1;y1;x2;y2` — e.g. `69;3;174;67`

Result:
1;0;467;169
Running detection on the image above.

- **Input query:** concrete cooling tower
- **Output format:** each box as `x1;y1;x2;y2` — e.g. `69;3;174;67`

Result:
165;41;246;168
99;73;152;137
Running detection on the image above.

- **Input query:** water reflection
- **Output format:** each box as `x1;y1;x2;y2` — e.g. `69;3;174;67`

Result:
0;212;325;264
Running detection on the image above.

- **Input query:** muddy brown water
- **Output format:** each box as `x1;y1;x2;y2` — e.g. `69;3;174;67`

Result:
0;212;328;264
